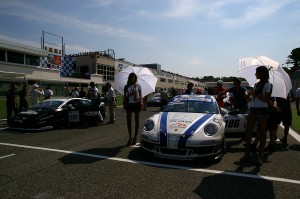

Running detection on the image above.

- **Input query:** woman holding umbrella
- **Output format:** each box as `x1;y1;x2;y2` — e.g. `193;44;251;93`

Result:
124;73;142;145
240;66;272;165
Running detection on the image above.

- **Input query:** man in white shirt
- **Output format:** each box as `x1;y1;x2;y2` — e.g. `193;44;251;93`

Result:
71;87;79;98
296;87;300;116
106;82;116;123
29;84;44;105
87;82;103;122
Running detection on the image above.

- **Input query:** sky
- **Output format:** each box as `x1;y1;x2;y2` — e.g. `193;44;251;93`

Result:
0;0;299;78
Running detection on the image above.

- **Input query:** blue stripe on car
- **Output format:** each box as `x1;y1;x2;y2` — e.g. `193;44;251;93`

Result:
159;112;168;147
177;114;213;149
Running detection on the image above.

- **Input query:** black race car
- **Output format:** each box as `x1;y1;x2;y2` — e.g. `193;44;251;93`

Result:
9;98;107;131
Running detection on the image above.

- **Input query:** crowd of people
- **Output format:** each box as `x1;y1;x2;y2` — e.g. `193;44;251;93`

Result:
5;83;52;125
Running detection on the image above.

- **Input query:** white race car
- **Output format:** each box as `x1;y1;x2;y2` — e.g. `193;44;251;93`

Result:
140;95;226;161
221;106;256;135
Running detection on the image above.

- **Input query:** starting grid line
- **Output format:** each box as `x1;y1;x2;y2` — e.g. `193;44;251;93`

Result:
0;142;299;185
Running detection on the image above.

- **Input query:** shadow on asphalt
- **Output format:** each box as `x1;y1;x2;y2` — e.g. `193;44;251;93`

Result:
194;172;275;199
58;145;129;164
57;143;219;169
127;147;221;169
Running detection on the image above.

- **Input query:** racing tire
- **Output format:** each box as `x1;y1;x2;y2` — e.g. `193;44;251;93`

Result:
53;115;67;129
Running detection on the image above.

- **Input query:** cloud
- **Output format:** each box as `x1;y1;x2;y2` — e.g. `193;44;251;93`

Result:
0;0;153;43
0;34;40;48
160;0;296;27
211;0;294;27
163;0;200;18
190;58;203;66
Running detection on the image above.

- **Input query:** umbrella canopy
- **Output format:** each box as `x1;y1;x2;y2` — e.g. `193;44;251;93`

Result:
238;56;292;99
114;66;158;98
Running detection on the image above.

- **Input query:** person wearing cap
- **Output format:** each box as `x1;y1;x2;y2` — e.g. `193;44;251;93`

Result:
215;80;226;107
185;82;194;94
218;78;248;113
6;83;19;125
87;81;103;122
106;82;116;123
28;84;44;105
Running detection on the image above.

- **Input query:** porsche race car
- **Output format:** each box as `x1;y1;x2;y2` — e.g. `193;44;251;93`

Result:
140;95;226;161
9;98;107;131
221;106;257;135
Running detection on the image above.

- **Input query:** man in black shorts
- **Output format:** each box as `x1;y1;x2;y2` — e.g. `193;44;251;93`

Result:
276;97;292;144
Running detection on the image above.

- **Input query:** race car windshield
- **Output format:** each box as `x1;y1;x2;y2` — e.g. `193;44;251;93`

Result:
164;99;219;114
32;100;65;109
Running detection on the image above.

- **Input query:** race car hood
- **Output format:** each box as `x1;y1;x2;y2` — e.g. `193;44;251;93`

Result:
155;112;214;135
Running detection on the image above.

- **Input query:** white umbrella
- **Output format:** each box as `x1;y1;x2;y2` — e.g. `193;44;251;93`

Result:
237;56;292;99
114;66;158;98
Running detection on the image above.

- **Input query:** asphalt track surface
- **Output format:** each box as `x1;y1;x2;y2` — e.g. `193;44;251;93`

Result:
0;107;299;199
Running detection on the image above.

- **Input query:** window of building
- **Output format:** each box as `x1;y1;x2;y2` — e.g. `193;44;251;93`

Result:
96;64;115;81
168;79;173;83
175;80;179;84
0;49;5;61
26;54;40;66
7;51;24;64
160;78;166;82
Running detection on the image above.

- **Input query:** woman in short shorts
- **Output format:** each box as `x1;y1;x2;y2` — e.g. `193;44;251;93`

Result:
123;73;142;145
240;66;272;165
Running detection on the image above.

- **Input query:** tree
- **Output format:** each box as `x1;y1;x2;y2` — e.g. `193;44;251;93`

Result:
287;47;300;72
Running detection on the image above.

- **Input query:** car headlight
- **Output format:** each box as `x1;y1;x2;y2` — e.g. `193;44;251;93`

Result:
144;119;155;131
204;123;218;136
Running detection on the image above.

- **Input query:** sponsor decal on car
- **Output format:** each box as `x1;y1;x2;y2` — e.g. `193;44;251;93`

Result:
84;111;99;116
20;110;38;115
159;113;213;148
68;111;80;122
